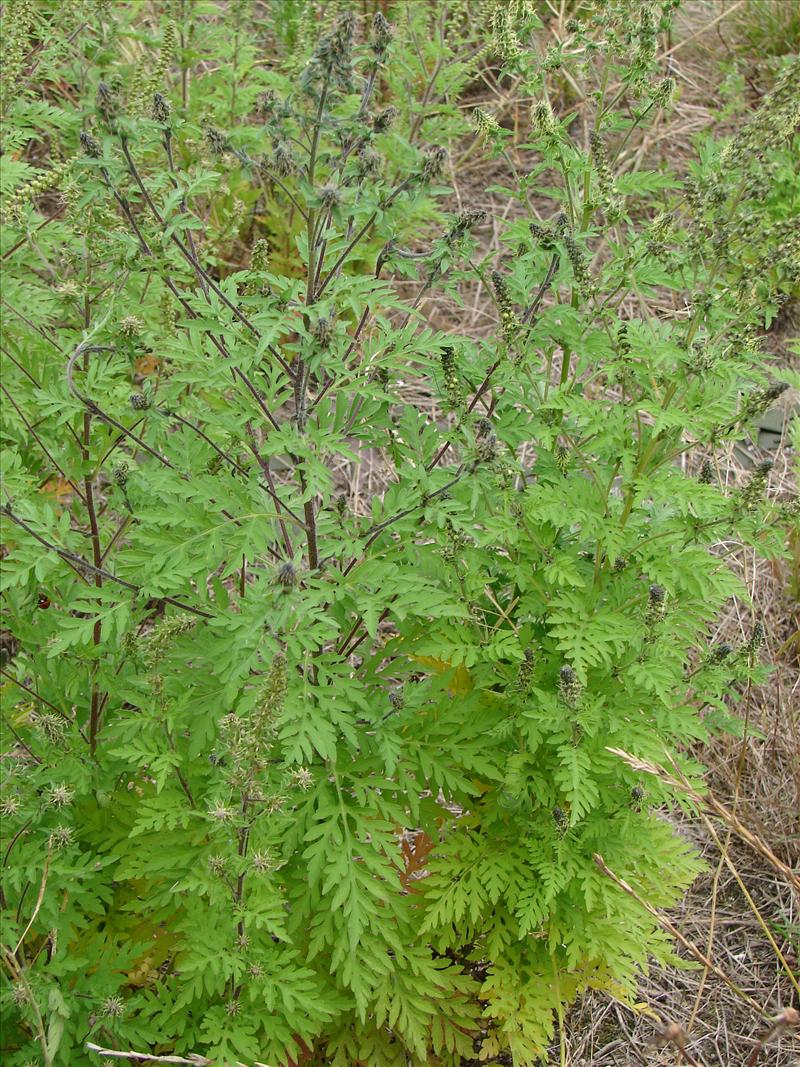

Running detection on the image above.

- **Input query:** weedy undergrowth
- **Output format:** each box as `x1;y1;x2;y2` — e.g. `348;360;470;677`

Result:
1;2;798;1065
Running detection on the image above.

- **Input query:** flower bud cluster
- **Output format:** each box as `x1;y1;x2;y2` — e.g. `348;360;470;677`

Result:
530;100;560;151
589;131;621;220
246;238;270;295
552;806;569;835
645;584;667;627
742;620;765;667
301;11;356;94
152;91;171;124
440;347;463;411
741;381;788;423
491;270;520;348
370;11;393;59
738;460;772;513
563;234;591;295
724;61;800;166
441;519;468;565
142;614;197;671
445;210;486;247
646;211;674;260
473;107;502;145
490;4;523;63
3;159;73;224
514;648;535;695
558;665;582;707
1;0;36;117
419;145;447;183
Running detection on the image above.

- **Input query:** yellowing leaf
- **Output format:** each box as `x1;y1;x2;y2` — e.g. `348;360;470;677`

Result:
408;654;473;695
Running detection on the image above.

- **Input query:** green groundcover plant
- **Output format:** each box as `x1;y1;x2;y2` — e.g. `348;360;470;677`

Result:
1;1;798;1064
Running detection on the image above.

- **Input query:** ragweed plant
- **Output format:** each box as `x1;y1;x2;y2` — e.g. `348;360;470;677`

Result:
1;2;798;1066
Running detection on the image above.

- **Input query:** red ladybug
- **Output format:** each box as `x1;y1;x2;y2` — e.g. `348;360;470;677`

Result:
37;594;51;610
